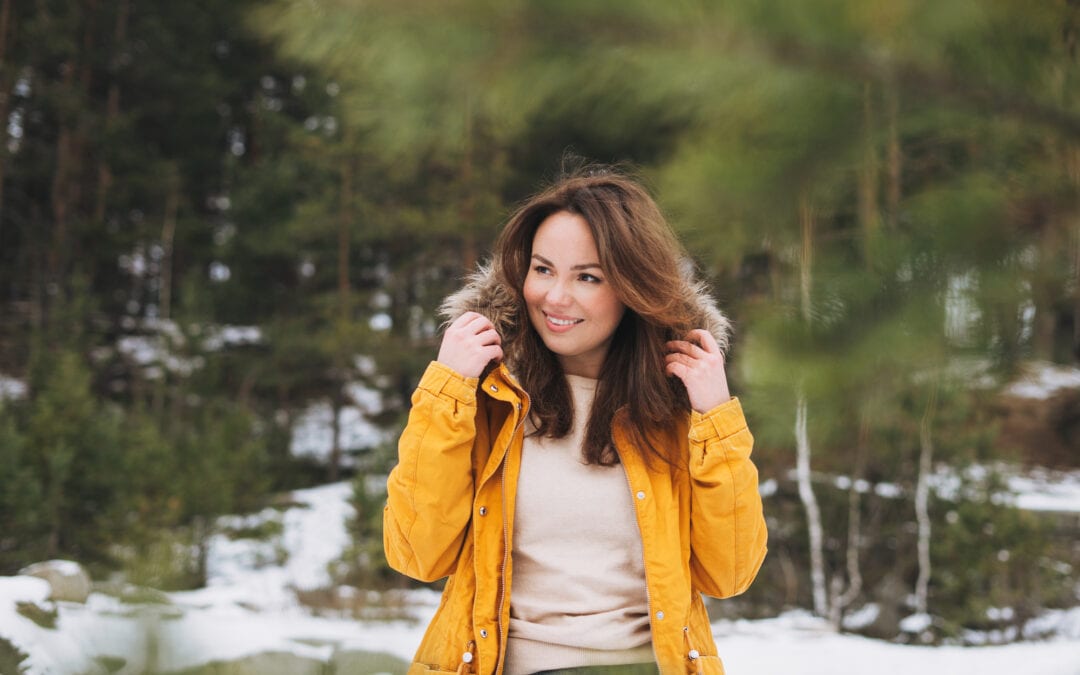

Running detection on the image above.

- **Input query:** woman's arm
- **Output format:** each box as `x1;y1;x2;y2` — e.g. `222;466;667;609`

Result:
666;328;767;597
685;397;768;598
384;311;502;581
383;361;483;582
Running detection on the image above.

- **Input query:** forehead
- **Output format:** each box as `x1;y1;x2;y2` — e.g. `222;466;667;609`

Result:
531;211;598;260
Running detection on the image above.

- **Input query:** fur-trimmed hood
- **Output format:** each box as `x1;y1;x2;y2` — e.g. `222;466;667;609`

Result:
438;261;732;365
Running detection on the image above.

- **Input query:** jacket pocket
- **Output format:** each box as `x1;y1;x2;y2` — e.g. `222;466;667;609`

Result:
695;654;725;675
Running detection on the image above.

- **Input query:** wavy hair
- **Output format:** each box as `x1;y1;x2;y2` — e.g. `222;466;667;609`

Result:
495;166;702;466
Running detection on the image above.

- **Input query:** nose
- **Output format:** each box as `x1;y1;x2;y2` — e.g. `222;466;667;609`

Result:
545;279;571;307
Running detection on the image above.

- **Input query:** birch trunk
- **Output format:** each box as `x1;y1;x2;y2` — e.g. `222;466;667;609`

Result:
914;385;937;615
796;392;827;617
796;194;828;617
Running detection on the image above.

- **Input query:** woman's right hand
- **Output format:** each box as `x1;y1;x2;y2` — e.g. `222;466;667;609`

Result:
436;311;503;378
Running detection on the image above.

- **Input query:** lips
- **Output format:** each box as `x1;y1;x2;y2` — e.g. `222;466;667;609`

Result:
543;312;583;331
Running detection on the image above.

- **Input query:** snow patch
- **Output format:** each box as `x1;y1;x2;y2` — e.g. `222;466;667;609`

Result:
1004;362;1080;400
1008;469;1080;513
202;482;355;604
717;611;1080;675
900;612;933;633
4;479;1080;674
289;397;387;464
0;373;27;401
842;603;880;630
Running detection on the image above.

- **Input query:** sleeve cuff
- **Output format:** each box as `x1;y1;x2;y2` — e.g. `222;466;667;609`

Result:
689;396;747;442
417;361;478;404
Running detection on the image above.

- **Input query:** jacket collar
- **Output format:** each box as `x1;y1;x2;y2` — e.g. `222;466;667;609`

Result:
439;261;734;373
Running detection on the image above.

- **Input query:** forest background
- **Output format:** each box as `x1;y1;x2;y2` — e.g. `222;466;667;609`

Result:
1;0;1079;653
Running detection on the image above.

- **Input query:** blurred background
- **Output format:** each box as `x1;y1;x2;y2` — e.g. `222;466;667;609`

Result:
1;0;1079;673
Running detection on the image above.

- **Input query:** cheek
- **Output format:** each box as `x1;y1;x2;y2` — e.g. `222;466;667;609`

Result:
599;292;626;324
520;276;540;304
522;276;545;310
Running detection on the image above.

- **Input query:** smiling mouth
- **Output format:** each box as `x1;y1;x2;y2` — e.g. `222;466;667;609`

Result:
545;313;583;327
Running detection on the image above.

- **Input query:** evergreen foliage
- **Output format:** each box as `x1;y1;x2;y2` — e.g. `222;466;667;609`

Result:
0;0;1076;643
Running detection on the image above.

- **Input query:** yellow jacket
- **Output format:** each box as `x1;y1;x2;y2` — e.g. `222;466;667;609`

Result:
384;361;767;675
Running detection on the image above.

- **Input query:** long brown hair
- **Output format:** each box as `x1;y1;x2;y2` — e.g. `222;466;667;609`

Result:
495;166;702;466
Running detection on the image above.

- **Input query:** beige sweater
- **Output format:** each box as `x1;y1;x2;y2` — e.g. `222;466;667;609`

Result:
505;374;654;674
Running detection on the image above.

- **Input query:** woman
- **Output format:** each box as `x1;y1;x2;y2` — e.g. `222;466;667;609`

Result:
383;167;767;675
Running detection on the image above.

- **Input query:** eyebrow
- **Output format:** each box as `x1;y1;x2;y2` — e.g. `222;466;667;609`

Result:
531;253;602;271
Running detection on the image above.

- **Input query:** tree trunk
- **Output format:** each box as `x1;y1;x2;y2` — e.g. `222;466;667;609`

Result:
914;384;938;616
154;168;179;424
798;195;814;323
1073;212;1080;359
460;94;477;271
857;82;880;266
796;193;828;618
338;151;352;323
0;0;13;233
330;148;354;483
777;546;799;609
829;413;868;628
1031;227;1060;360
49;63;77;303
95;0;129;222
796;392;827;617
329;390;343;483
885;84;901;230
1067;3;1080;358
159;166;180;322
193;514;209;587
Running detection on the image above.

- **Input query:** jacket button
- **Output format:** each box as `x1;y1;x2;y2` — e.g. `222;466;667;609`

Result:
479;506;487;516
480;628;489;638
489;384;498;392
636;491;646;500
656;610;665;620
688;649;700;660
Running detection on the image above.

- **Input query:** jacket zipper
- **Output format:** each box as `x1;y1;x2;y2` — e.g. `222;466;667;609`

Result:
494;378;530;675
612;426;664;673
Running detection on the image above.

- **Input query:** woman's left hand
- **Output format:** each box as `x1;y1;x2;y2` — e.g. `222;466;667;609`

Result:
665;329;731;414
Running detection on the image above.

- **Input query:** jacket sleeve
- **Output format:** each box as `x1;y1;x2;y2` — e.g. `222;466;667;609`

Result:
686;396;768;598
383;361;480;582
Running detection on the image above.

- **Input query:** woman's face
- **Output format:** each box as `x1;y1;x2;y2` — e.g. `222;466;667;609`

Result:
523;210;626;379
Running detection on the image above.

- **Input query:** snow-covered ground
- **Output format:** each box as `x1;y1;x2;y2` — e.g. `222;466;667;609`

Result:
3;480;1080;675
1003;361;1080;400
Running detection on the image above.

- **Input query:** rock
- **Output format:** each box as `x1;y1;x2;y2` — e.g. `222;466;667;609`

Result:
18;560;92;604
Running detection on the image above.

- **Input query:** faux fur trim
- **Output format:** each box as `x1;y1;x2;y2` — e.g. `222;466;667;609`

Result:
438;261;732;355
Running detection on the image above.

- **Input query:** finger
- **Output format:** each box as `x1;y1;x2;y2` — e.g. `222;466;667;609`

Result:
665;353;697;369
665;360;688;380
446;312;476;334
666;339;705;358
690;329;721;354
476;327;502;346
459;312;492;332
